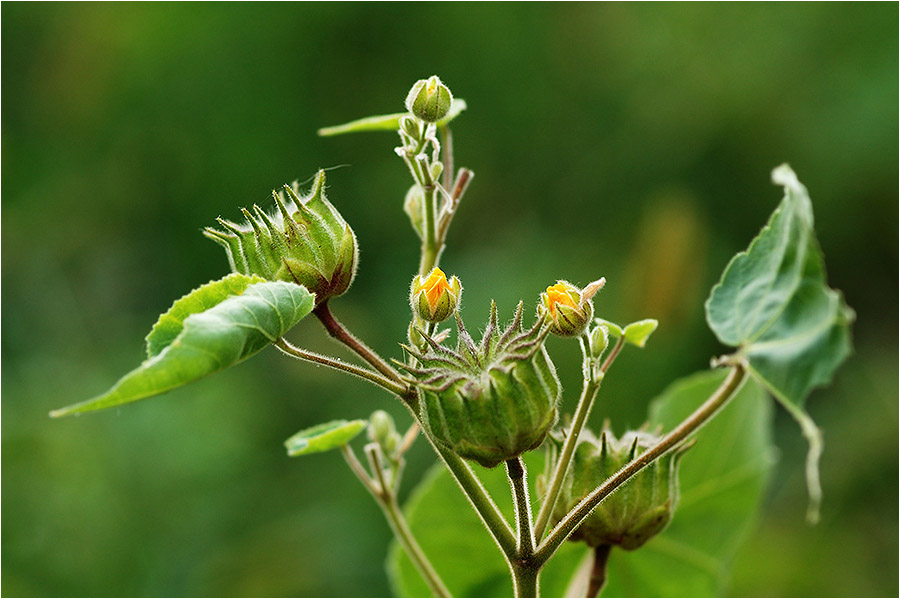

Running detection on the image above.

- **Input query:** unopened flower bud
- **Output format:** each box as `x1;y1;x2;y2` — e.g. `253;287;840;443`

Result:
404;185;425;240
400;302;560;468
430;161;444;181
589;323;609;359
538;278;605;337
405;76;453;123
204;170;357;304
410;268;462;323
543;427;691;550
368;410;400;456
399;115;422;140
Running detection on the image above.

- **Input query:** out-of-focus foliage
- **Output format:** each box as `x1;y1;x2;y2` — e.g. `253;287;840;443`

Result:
2;4;896;597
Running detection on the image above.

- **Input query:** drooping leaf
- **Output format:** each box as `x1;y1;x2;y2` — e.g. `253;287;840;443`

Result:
388;452;586;598
704;164;854;521
285;419;368;457
145;273;264;357
598;369;774;597
51;280;314;417
317;99;467;137
389;369;773;597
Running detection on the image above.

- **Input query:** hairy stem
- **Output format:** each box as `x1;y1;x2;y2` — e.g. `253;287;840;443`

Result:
313;301;406;385
342;445;451;598
534;336;625;540
586;544;612;598
274;338;408;397
512;565;539;599
428;436;518;557
383;492;452;598
507;458;535;556
535;363;747;564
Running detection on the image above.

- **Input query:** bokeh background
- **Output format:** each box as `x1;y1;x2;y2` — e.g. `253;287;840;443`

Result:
3;3;897;597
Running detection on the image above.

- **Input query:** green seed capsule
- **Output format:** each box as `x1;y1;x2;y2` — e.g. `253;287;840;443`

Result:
400;302;560;468
203;170;358;304
541;427;691;550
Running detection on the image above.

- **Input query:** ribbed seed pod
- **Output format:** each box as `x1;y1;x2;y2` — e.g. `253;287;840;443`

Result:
203;170;357;304
540;427;691;550
399;302;560;468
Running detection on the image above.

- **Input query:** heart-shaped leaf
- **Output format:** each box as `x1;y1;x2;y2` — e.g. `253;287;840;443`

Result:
285;420;368;457
51;277;314;417
388;369;772;597
705;164;854;521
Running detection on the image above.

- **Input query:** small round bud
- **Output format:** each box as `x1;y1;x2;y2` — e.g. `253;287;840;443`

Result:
405;76;453;123
399;115;422;141
368;410;401;457
430;161;444;181
544;427;691;550
410;268;462;323
589;323;609;359
538;278;605;337
203;171;357;304
404;185;425;240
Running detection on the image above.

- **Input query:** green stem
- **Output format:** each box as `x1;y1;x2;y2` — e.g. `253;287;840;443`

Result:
511;565;539;598
506;458;535;556
533;377;601;539
533;336;625;540
274;338;409;397
342;445;451;598
586;544;612;598
383;493;452;598
427;435;518;557
313;301;406;386
534;363;747;564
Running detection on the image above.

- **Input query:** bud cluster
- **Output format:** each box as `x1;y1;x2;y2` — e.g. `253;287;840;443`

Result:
204;170;357;304
399;302;560;468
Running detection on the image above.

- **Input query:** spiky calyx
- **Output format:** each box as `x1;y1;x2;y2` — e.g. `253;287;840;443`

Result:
203;170;358;305
399;302;561;468
539;426;691;550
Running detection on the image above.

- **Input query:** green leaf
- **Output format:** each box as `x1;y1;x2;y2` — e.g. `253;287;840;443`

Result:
317;99;467;137
594;318;624;339
145;273;264;357
622;319;659;348
285;419;368;456
389;369;773;597
50;280;314;417
596;369;775;596
388;452;586;598
704;164;854;521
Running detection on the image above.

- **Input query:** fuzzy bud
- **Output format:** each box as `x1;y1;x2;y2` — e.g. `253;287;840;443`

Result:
538;278;605;337
405;76;453;123
368;410;401;457
399;302;560;468
541;427;691;550
204;171;357;305
410;268;462;323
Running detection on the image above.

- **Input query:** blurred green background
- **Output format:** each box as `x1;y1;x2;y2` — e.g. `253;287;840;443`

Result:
3;3;897;597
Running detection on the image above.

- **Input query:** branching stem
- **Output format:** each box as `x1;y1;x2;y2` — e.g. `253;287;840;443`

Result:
313;301;407;386
274;338;408;397
533;335;625;540
534;363;747;564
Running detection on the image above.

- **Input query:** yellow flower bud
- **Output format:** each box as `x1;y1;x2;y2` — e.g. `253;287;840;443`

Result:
410;268;462;323
539;278;605;337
